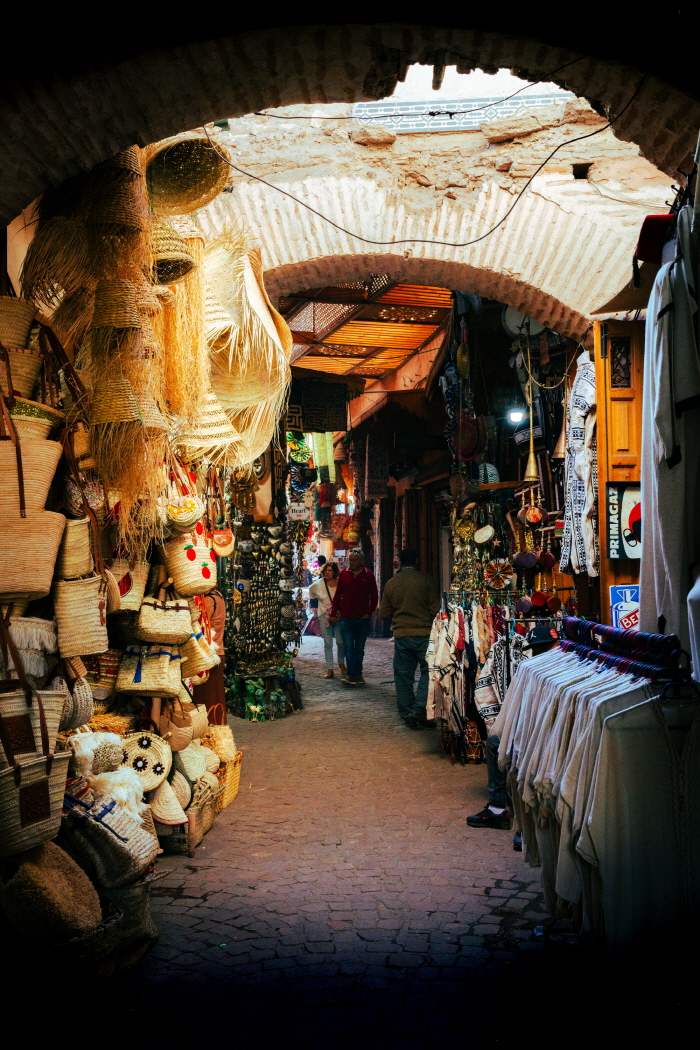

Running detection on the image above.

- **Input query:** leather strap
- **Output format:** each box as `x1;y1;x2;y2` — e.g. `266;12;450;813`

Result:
38;323;89;420
61;426;105;577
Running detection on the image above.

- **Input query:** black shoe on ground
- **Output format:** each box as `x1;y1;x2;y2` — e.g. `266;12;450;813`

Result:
341;677;358;687
404;715;427;730
512;831;523;852
466;806;511;830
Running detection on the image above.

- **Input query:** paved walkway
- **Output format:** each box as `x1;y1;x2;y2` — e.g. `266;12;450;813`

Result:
136;637;577;1046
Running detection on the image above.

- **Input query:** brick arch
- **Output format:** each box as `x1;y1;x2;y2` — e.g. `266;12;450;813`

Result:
1;21;698;224
200;173;636;341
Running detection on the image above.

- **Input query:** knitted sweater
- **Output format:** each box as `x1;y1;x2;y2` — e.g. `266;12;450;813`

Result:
379;567;441;637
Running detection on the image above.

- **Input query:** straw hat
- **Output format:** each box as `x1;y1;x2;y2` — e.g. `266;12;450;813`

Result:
145;132;230;215
150;218;195;285
170;768;193;811
150;778;187;825
178;741;207;781
176;390;242;464
121;732;172;791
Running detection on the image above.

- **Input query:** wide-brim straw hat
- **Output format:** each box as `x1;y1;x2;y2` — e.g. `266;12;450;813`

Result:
121;731;172;791
176;390;241;463
150;778;187;825
145;132;230;216
0;296;35;350
9;398;65;441
90;279;141;329
170;768;193;811
178;741;207;781
150;218;195;285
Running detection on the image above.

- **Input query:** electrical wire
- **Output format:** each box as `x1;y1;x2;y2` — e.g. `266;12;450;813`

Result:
204;73;648;251
252;57;584;121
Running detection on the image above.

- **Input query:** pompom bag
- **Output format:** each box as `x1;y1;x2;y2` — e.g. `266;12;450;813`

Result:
161;533;217;597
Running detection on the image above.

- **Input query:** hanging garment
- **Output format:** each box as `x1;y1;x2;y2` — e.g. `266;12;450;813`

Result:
559;354;599;577
474;633;530;730
578;697;700;955
640;207;700;650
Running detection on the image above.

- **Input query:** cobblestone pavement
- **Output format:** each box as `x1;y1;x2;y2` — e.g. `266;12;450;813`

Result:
134;637;581;1046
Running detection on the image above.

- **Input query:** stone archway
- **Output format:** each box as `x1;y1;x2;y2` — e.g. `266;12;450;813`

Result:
1;20;698;223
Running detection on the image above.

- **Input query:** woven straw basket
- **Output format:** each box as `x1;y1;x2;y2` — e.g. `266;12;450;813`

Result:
0;750;70;857
162;534;217;597
91;279;141;330
0;348;43;398
0;511;66;602
89;373;142;425
10;398;65;441
116;645;180;698
53;574;109;658
145;133;230;216
215;752;243;812
179;632;218;678
58;795;160;890
0;687;66;770
150;218;195;285
55;517;93;579
0;297;35;350
135;596;192;645
108;559;149;612
0;439;62;514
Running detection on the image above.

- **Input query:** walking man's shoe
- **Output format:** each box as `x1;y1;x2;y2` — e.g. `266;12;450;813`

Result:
355;677;366;686
339;663;347;676
404;715;428;730
466;806;511;830
322;669;334;678
341;677;358;687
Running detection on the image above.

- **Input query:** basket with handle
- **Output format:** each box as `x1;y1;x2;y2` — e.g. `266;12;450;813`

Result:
58;793;160;890
161;531;217;597
215;751;242;812
55;517;93;580
115;645;181;698
53;574;109;658
0;613;71;857
135;571;192;645
108;558;150;613
205;464;234;556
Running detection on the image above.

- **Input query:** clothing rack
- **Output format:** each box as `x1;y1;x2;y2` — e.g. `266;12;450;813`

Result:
560;616;690;682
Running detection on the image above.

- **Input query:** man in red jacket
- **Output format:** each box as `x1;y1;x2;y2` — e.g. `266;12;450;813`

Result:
328;550;378;687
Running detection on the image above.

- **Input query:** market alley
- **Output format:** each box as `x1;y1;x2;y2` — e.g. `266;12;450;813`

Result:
138;637;567;1045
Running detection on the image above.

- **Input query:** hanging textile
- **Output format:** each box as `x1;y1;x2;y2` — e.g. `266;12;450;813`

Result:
559;352;599;577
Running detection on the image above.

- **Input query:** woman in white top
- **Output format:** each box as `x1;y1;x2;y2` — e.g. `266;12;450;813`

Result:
308;562;347;679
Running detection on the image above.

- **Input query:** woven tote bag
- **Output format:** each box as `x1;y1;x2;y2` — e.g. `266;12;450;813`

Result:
162;534;217;597
58;678;94;733
107;559;150;613
59;794;160;889
0;619;65;771
0;439;62;513
179;631;218;679
0;750;70;857
135;591;192;645
115;645;180;698
159;700;194;752
54;517;93;580
53;574;109;658
0;512;66;604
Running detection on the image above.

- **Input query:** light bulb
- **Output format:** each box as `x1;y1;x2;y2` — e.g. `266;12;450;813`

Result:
509;409;525;423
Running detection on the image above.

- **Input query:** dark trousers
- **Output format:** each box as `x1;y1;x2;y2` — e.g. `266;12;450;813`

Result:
339;617;371;679
393;635;430;720
487;734;509;808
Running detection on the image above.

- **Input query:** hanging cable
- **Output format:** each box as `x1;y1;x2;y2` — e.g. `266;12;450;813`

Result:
203;73;648;251
252;57;584;121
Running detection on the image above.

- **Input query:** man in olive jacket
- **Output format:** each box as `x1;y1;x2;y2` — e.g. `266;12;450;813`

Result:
379;548;440;728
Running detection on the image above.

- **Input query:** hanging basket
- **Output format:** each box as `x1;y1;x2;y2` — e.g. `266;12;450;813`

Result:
135;594;192;646
215;752;243;812
0;439;62;514
0;297;35;350
0;512;66;603
161;534;217;597
145;133;230;216
0;686;66;770
55;517;93;580
107;559;150;612
52;574;109;658
150;218;195;285
179;631;219;679
90;279;141;330
0;348;43;399
115;644;180;698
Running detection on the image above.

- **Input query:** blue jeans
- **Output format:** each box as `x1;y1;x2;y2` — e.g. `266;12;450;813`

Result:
339;618;371;679
487;735;509;808
321;617;346;670
393;635;430;720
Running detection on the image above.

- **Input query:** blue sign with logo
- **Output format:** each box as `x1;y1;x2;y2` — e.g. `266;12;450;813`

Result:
610;585;640;630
